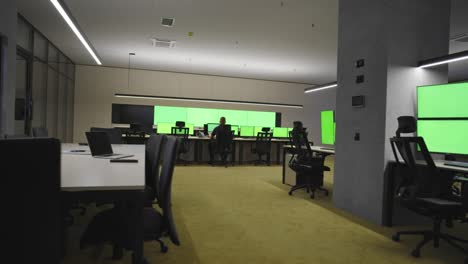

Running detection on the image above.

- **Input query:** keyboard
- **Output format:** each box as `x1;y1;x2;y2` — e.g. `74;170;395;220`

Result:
444;161;468;169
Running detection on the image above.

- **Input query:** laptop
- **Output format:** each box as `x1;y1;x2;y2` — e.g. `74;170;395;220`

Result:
85;131;133;159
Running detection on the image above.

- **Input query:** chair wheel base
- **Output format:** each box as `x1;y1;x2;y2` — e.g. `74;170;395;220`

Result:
161;245;168;253
391;234;400;242
411;249;420;258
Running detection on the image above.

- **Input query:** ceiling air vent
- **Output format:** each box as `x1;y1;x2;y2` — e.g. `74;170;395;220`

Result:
451;34;468;43
151;38;176;48
161;18;175;27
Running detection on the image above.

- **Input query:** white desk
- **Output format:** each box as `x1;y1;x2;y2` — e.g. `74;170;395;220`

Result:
434;160;468;173
61;144;146;264
61;144;145;192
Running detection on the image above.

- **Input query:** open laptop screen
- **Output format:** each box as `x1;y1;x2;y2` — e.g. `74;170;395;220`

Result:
85;132;114;156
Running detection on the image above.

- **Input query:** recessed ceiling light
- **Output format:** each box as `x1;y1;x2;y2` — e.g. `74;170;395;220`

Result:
49;0;102;65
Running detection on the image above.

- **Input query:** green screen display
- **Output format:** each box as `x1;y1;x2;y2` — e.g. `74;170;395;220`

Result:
273;127;289;138
418;120;468;155
321;110;335;145
157;122;173;134
207;123;218;133
229;125;239;136
154;106;276;128
240;126;254;137
418;82;468;118
254;126;266;137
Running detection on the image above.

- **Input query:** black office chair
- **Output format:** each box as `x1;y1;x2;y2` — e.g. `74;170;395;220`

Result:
145;134;166;206
251;131;273;165
390;116;468;261
81;136;181;257
171;122;191;165
212;126;234;167
143;136;181;253
288;121;329;199
90;127;123;144
1;138;62;262
32;127;49;137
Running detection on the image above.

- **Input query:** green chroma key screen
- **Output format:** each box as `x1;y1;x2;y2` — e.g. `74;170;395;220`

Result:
418;82;468;118
417;120;468;155
154;106;276;128
240;126;254;137
273;127;290;138
321;110;335;145
417;82;468;155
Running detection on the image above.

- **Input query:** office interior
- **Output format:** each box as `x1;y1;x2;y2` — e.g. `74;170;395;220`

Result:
2;0;468;263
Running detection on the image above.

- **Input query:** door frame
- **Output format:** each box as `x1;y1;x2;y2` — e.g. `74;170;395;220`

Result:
16;46;34;135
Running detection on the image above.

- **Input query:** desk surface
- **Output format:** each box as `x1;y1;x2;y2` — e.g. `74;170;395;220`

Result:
187;136;290;142
283;144;335;154
434;160;468;173
61;144;145;192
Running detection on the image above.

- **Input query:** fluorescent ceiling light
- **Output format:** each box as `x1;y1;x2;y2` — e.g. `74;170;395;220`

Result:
418;50;468;69
304;82;337;93
114;94;303;109
50;0;102;65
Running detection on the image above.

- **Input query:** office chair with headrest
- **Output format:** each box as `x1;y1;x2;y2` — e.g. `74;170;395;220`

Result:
171;124;190;165
90;127;123;144
145;134;166;206
288;122;329;199
32;127;49;137
390;116;468;260
251;131;273;166
261;127;270;132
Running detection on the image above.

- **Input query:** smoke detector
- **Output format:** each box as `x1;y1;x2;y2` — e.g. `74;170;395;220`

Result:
161;18;175;27
151;38;176;48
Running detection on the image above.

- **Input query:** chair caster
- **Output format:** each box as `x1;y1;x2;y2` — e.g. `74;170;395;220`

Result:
391;234;400;242
411;249;420;258
161;245;168;253
288;191;293;196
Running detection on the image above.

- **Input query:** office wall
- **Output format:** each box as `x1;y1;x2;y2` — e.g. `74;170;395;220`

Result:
303;89;336;146
334;0;449;224
449;0;468;82
0;1;17;135
74;65;309;142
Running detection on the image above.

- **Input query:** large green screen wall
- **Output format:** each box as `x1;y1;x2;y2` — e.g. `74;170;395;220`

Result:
154;106;276;128
321;110;335;145
417;82;468;155
418;120;468;155
418;82;468;118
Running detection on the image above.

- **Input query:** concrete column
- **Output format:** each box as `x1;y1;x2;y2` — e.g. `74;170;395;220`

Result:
334;0;450;224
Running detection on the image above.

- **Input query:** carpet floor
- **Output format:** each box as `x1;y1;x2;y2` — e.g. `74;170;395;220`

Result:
63;157;467;263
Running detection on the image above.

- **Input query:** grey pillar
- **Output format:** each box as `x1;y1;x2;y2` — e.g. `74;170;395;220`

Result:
334;0;450;224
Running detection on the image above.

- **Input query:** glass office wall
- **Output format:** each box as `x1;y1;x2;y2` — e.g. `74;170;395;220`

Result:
16;15;75;142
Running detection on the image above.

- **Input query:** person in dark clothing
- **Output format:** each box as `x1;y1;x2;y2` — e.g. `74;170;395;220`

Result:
209;117;230;163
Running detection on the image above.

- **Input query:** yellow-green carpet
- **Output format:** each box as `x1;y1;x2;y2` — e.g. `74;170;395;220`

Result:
64;157;467;263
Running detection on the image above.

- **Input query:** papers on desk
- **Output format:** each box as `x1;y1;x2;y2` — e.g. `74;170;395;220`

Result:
62;150;91;155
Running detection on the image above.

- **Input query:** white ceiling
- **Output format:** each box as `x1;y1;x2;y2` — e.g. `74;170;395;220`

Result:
449;0;468;82
17;0;339;84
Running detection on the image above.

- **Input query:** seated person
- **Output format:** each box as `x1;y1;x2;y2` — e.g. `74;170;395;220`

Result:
209;117;231;163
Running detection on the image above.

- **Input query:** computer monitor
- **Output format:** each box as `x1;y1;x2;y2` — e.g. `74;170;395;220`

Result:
207;123;219;133
273;127;289;138
240;126;254;137
157;122;173;134
229;125;239;136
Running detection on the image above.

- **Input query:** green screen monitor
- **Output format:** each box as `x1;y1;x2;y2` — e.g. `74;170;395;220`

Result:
229;125;239;136
418;82;468;118
273;127;289;138
240;126;255;137
157;122;173;134
254;126;268;137
207;123;219;133
321;110;335;145
418;120;468;155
